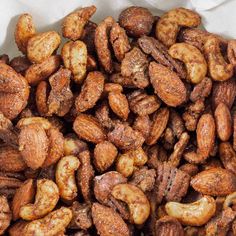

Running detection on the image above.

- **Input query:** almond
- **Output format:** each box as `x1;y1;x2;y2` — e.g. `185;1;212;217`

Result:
191;168;236;196
73;114;106;144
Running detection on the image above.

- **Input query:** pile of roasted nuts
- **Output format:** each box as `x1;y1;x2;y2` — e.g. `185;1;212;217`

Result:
1;4;236;236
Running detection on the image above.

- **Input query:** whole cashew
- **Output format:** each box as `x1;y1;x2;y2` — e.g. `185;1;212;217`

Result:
111;183;150;224
23;207;72;236
223;192;236;209
165;196;216;226
19;179;59;220
156;8;201;47
204;36;233;81
56;155;80;201
169;43;207;84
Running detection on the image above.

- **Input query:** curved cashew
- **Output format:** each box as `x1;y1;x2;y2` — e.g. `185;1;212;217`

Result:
169;43;207;84
23;207;72;236
56;155;80;201
204;36;233;81
19;179;59;220
223;192;236;209
165;196;216;226
116;147;147;177
17;117;51;130
156;8;201;47
111;183;150;224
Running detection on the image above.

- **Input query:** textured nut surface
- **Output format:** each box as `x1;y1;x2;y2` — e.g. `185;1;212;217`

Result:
27;31;61;63
149;62;187;107
20;179;59;220
0;196;12;234
17;117;51;130
228;40;236;67
10;56;31;74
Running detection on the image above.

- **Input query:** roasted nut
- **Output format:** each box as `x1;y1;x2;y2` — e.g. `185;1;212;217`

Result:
169;43;207;84
17;117;51;130
0;54;9;64
111;183;150;224
9;221;28;236
169;109;185;139
165;196;216;226
56;156;80;201
104;83;123;94
20;179;59;220
23;207;72;235
75;71;105;112
73;114;106;144
94;141;118;172
179;163;199;176
10;56;31;75
0;63;29;120
228;40;236;68
204;36;233;81
36;81;49;116
92;203;129;236
223;192;236;209
0;196;12;234
27;31;61;63
156;8;201;47
119;6;154;37
116;147;147;177
61;40;87;84
133;115;151;140
191;168;236;196
149;62;187;107
15;14;36;54
62;6;96;40
95;16;115;73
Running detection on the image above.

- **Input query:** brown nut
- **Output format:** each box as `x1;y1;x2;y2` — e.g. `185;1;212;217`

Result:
169;43;207;84
15;14;36;54
119;6;154;37
25;55;61;85
19;123;49;170
36;81;49;116
56;156;80;201
0;196;12;234
133;115;151;140
94;141;118;172
191;168;236;196
149;62;187;107
204;36;233;81
61;40;87;84
10;56;31;75
156;8;201;47
228;40;236;68
92;203;129;236
23;207;72;236
9;221;28;236
0;54;9;64
16;117;51;130
27;31;61;63
111;183;150;224
95;16;115;73
75;71;105;112
165;196;216;226
62;6;96;41
19;179;59;220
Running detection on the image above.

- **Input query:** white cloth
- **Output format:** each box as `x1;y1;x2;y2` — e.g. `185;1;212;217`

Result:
0;0;235;57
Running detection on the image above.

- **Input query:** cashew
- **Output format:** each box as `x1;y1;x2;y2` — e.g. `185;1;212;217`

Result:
23;207;72;236
17;117;52;130
165;196;216;226
116;147;147;177
156;8;201;47
19;179;59;220
204;36;233;81
56;155;80;201
223;192;236;209
169;43;207;84
111;183;150;224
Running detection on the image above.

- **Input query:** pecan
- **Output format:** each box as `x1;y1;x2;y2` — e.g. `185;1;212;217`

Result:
0;196;12;234
10;56;31;75
133;115;151;140
169;109;185;139
179;163;199;176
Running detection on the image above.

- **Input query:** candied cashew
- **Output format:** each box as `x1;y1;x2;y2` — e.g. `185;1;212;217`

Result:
111;183;150;224
61;40;87;84
165;196;216;226
156;8;201;47
15;14;36;54
62;6;96;41
19;179;59;220
169;43;207;84
204;36;233;81
56;155;80;201
23;207;72;236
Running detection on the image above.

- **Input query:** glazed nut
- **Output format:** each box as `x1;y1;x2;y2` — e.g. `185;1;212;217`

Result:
27;31;61;63
223;192;236;209
204;36;233;81
165;196;216;226
111;183;150;224
0;196;12;234
23;207;72;236
156;8;201;47
19;179;59;220
61;40;87;84
168;43;207;84
15;13;36;54
62;6;96;41
116;147;148;177
17;117;52;130
56;155;80;202
228;40;236;67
